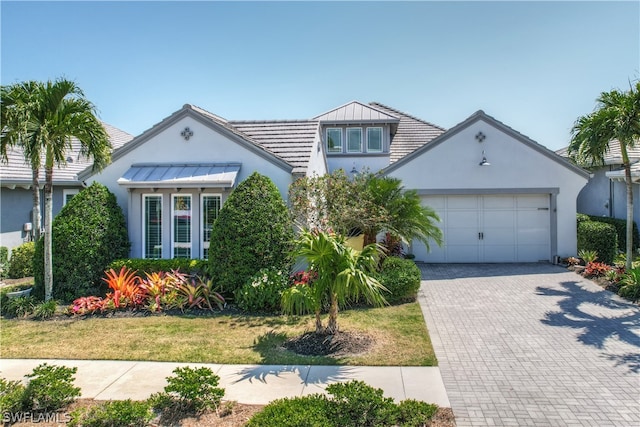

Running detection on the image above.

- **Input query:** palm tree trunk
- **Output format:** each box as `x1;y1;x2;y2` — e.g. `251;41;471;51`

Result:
326;293;339;335
314;309;323;334
44;166;54;301
625;163;634;270
31;169;41;242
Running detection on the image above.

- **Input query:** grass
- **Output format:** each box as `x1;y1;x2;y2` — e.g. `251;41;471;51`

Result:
0;302;436;366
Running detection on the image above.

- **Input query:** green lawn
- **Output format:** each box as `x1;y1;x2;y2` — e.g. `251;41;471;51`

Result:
0;303;436;366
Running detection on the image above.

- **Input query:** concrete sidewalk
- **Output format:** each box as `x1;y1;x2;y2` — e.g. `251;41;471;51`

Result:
0;359;450;407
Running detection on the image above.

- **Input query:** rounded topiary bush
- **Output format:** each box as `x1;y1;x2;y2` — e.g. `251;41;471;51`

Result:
33;183;130;302
208;172;293;297
7;242;35;279
375;256;422;304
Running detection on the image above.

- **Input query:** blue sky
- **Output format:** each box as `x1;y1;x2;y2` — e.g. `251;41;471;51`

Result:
1;1;638;150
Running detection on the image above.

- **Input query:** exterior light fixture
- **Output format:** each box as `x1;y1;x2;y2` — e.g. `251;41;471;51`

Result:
479;150;491;166
350;163;358;174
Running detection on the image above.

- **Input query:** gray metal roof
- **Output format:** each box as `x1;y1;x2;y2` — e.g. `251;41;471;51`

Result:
313;101;400;123
369;103;446;163
0;122;133;186
117;163;240;188
229;120;319;175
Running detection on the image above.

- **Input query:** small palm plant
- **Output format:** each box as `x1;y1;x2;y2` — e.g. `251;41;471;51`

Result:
282;229;388;335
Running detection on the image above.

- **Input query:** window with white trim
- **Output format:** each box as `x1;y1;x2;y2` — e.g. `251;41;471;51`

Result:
326;128;342;153
367;127;383;153
143;195;163;259
63;189;79;206
347;128;363;153
201;194;221;259
172;195;192;259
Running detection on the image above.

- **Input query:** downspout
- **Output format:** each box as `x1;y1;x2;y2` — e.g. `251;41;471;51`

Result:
609;165;614;217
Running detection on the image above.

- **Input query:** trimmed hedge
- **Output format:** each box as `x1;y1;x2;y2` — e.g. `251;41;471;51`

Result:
208;172;293;296
33;183;130;302
108;258;208;278
577;220;617;265
375;256;422;304
583;214;639;251
7;242;35;279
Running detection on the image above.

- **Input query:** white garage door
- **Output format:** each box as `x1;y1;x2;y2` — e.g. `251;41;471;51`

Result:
414;194;550;263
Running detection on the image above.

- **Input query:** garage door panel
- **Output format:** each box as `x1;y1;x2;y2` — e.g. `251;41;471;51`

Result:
483;195;515;209
447;245;479;262
517;195;549;208
484;211;515;228
483;245;516;262
483;228;515;244
447;228;480;245
447;196;479;209
517;245;549;262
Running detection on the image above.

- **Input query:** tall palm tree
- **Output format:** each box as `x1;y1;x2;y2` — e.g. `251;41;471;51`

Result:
282;229;388;335
1;78;111;300
1;81;44;242
569;81;640;269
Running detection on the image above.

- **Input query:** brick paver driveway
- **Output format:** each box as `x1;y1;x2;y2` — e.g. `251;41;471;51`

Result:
418;264;640;427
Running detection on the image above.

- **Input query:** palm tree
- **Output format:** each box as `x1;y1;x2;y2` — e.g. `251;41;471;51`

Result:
282;229;388;335
569;81;640;269
364;175;443;251
0;78;111;300
1;81;44;242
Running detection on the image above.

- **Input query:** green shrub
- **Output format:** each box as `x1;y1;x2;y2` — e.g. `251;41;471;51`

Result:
619;267;640;302
326;380;398;427
396;399;438;427
22;363;81;412
246;395;332;427
234;267;290;313
577;220;617;265
150;366;224;414
69;399;153;427
108;258;208;278
33;183;130;302
33;300;58;320
208;172;293;296
584;214;640;252
0;378;26;414
0;246;8;279
3;296;36;318
7;242;35;279
375;256;421;304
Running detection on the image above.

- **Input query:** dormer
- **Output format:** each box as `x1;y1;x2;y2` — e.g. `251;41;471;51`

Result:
313;101;400;173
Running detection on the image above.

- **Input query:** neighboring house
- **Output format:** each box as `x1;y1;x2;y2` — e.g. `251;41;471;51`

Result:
557;141;640;228
4;100;578;264
0;123;133;253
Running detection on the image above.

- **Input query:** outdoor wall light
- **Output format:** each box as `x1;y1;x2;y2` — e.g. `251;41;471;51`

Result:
479;150;491;166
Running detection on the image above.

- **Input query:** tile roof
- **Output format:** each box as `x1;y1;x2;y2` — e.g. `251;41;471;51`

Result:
229;120;319;175
0;122;133;186
556;139;640;166
369;102;446;163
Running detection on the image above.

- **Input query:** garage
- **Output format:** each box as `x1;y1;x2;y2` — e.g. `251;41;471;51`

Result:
413;194;551;263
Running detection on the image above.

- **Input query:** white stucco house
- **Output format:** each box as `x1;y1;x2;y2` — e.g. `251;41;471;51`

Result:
3;100;589;263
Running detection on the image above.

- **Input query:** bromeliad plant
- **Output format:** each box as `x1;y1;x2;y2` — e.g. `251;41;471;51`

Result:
282;228;388;335
102;266;146;309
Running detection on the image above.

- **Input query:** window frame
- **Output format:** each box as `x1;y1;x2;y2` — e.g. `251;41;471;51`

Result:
366;127;383;153
326;128;343;153
346;127;363;153
200;193;222;259
142;194;163;259
63;189;79;206
171;194;192;259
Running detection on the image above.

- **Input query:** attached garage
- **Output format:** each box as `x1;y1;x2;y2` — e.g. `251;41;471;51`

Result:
383;110;589;263
413;194;551;263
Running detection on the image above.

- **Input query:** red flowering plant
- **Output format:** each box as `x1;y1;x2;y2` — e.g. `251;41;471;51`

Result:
583;262;612;278
102;266;146;309
69;296;106;315
290;270;318;287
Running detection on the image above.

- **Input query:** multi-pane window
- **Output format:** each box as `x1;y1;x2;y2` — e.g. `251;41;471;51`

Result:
63;189;79;206
347;128;362;153
143;195;162;259
367;127;383;152
326;128;342;153
172;195;192;258
201;194;221;259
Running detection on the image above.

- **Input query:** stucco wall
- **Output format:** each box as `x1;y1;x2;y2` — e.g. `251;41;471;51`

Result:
385;117;588;258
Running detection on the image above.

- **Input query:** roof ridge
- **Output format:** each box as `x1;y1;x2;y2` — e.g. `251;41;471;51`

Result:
230;119;318;124
369;102;446;131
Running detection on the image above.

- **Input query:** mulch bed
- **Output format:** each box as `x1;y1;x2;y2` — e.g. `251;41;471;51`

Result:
283;330;374;356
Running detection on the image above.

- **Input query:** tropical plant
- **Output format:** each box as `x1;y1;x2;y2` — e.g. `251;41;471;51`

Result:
578;249;598;264
282;229;388;334
583;262;612;278
102;266;145;309
569;81;640;269
139;271;179;312
619;267;640;302
33;299;58;320
68;296;106;315
33;182;129;302
4;296;36;318
208;172;294;296
1;78;112;301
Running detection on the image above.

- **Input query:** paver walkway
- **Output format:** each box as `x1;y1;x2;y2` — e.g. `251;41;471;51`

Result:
418;263;640;427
